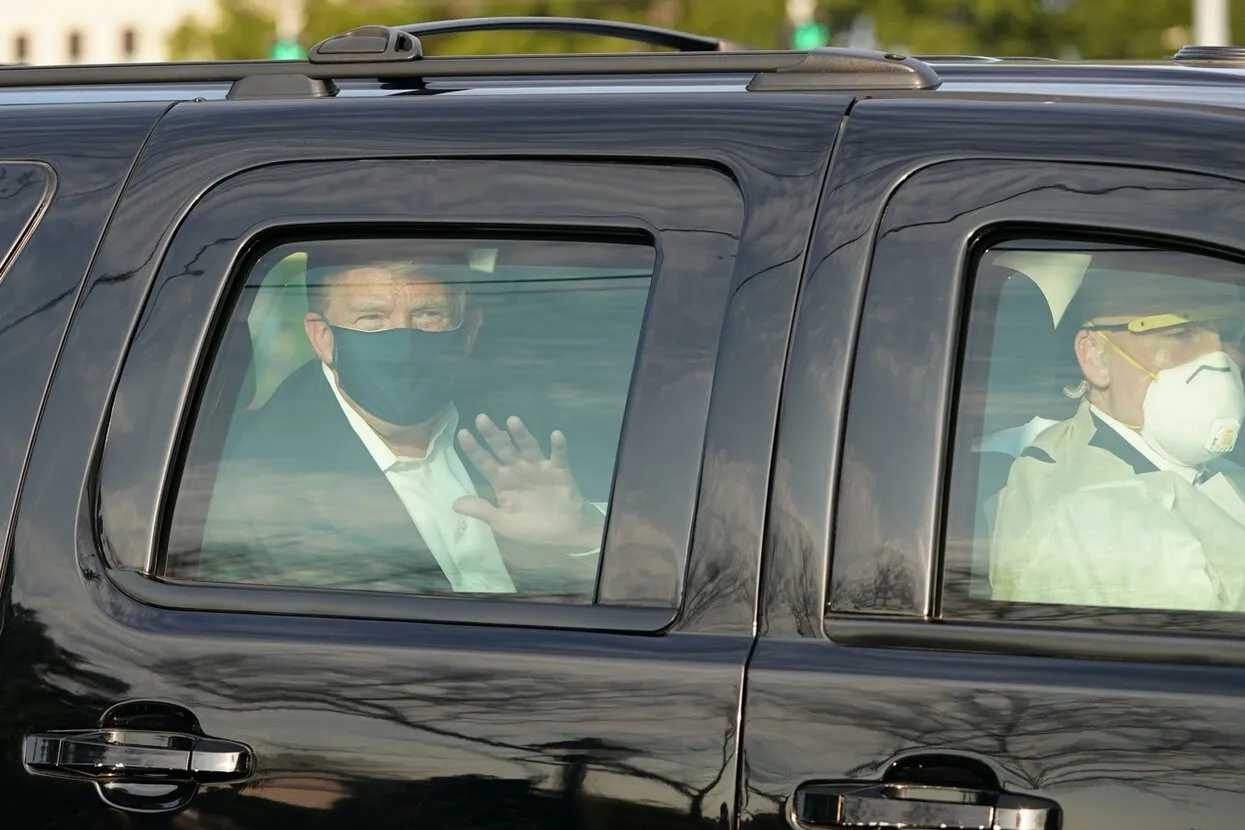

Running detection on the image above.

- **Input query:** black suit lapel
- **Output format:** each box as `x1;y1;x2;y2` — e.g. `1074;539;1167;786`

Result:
266;362;453;592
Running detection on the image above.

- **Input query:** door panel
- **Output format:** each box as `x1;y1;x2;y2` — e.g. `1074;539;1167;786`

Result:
13;160;740;830
0;106;166;583
2;91;841;828
745;143;1245;827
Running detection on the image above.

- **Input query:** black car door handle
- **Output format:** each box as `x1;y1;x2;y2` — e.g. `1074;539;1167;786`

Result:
795;782;1057;830
23;728;251;784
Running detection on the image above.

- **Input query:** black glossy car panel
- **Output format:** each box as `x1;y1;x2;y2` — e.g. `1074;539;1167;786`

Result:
745;97;1245;830
0;104;167;584
0;90;847;828
0;162;54;277
14;46;1245;830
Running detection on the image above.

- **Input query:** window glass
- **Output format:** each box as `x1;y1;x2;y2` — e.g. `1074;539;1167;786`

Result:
945;240;1245;618
166;235;656;604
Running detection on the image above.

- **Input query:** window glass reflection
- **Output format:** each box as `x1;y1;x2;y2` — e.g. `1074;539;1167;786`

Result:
166;236;655;603
947;242;1245;616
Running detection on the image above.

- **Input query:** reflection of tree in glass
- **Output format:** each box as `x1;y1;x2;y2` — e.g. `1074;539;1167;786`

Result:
745;665;1245;828
0;603;132;827
160;648;738;828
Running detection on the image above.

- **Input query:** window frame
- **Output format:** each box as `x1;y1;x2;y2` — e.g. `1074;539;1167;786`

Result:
807;157;1245;663
94;158;746;632
160;229;659;604
942;233;1245;632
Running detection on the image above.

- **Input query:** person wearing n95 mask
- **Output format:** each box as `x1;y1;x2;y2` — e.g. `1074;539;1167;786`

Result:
991;264;1245;612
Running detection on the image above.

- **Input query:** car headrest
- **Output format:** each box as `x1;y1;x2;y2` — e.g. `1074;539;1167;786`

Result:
975;265;1079;437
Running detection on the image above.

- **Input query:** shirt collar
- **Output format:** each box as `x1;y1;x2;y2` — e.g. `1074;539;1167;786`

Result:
1088;402;1199;483
322;361;458;473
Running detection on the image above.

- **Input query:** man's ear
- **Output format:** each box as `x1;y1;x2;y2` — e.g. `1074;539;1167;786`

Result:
1074;329;1110;388
463;308;484;355
304;312;335;365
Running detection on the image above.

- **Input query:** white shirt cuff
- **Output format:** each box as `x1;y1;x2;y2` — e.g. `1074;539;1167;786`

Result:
567;502;608;558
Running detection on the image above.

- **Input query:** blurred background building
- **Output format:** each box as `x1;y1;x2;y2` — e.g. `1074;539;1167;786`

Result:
1;0;217;64
0;1;1239;66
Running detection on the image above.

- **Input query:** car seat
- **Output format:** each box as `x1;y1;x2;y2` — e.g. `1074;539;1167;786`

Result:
165;306;258;579
955;264;1081;595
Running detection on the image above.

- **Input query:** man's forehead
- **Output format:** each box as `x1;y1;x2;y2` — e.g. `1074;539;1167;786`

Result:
329;266;453;298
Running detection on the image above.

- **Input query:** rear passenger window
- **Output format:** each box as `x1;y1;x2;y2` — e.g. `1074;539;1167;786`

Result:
165;235;655;603
944;239;1245;620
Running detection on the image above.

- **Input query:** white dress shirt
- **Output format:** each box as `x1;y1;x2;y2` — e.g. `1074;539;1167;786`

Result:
323;363;517;594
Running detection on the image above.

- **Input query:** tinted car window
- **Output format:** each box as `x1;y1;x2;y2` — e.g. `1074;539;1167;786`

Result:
945;240;1245;619
165;235;655;603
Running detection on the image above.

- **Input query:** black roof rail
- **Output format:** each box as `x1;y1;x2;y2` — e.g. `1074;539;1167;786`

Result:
0;16;940;97
1173;44;1245;64
913;54;1060;63
391;16;752;52
0;52;941;96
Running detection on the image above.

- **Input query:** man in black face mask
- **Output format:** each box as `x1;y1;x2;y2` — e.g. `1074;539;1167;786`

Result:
196;260;605;597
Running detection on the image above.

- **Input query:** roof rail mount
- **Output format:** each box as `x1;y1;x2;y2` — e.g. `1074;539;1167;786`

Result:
747;49;939;91
395;16;750;52
228;73;338;100
309;25;422;64
1173;44;1245;63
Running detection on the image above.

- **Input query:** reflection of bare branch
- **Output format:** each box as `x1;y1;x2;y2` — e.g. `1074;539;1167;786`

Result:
682;450;762;627
747;675;1245;820
827;549;916;613
0;604;136;829
158;647;735;822
813;449;923;617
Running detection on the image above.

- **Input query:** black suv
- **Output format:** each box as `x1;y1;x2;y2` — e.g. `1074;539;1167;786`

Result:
5;15;1245;830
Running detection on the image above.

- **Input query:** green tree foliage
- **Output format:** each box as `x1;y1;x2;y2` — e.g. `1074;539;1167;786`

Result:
168;0;1245;63
814;0;1245;59
816;0;1069;56
169;0;787;61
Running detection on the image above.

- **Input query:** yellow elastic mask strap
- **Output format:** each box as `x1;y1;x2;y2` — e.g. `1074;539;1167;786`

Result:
1095;330;1159;381
1091;331;1148;430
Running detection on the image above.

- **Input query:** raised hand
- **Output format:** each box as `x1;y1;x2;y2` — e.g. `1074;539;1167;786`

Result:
453;414;604;553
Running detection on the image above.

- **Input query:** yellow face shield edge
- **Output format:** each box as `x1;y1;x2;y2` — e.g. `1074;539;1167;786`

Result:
1084;301;1245;337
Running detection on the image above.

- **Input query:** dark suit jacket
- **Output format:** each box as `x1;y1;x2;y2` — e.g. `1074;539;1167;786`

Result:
185;360;594;599
192;360;468;593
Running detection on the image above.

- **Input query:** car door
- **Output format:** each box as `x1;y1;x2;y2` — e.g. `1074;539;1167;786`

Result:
744;97;1245;830
0;89;839;829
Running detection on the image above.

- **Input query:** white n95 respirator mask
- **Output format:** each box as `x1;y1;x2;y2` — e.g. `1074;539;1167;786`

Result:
1141;350;1245;467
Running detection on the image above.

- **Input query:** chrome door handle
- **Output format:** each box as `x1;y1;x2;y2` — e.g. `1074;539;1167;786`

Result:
24;728;251;784
794;782;1058;830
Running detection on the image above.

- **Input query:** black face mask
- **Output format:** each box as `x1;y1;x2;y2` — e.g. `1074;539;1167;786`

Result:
330;326;465;427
